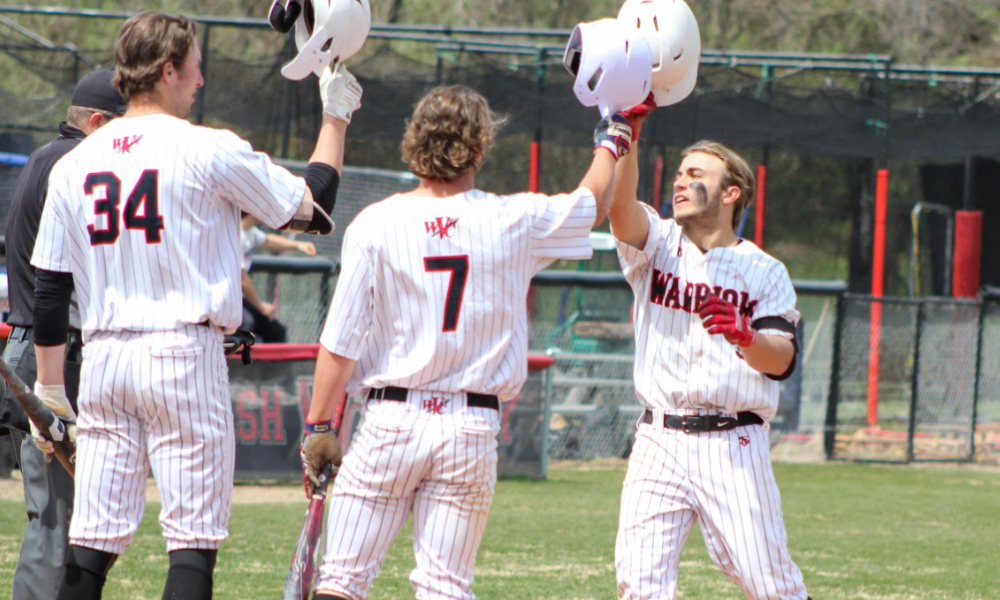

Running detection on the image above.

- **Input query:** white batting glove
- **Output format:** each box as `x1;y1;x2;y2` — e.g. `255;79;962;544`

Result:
30;383;76;459
319;63;363;123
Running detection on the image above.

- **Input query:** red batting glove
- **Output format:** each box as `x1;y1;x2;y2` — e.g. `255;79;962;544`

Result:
698;294;756;348
621;92;656;141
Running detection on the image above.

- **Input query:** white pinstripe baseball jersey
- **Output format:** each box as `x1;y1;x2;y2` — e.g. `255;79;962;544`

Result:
320;187;597;399
30;112;309;557
616;204;799;421
314;186;597;600
31;113;305;337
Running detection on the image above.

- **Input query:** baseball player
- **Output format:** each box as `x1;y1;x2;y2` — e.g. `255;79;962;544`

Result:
298;85;630;600
610;98;812;600
29;12;359;599
0;68;125;600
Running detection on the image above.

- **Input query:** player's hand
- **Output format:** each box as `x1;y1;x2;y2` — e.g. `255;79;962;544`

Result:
300;421;342;497
30;382;76;460
297;241;317;256
593;113;633;161
260;302;277;320
31;419;76;462
698;294;756;348
621;92;656;141
319;63;363;123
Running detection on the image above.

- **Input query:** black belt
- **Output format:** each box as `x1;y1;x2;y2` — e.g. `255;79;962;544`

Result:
642;409;763;433
367;386;500;411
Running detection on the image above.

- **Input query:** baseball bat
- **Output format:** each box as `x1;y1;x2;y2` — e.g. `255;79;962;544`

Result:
0;356;76;477
281;463;335;600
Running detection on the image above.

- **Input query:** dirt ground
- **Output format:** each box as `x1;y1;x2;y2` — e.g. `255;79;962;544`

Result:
0;473;305;504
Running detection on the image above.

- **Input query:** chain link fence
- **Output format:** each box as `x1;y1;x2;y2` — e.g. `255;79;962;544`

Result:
244;164;417;342
828;294;1000;463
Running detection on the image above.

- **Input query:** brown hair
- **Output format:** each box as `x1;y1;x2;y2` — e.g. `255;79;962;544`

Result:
401;85;505;182
113;12;197;100
681;140;756;229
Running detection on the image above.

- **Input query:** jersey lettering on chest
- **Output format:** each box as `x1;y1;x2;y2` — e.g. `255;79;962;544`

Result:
649;268;758;317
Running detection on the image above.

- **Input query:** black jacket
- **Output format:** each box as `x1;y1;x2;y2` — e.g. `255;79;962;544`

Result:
5;122;85;327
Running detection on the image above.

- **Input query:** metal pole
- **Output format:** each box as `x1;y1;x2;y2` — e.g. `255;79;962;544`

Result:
540;350;556;479
906;301;923;463
279;36;294;158
195;23;211;125
824;292;845;460
533;48;547;193
969;299;986;461
877;62;891;169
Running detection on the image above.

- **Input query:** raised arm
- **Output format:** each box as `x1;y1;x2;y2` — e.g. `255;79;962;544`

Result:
609;95;657;249
578;114;634;227
286;64;362;235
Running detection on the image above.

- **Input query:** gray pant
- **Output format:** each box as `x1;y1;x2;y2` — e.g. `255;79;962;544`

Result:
0;328;81;600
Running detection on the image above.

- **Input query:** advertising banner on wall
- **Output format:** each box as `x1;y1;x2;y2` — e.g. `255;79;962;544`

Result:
228;344;553;479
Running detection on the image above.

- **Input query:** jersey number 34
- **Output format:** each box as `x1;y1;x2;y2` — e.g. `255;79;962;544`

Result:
86;170;164;246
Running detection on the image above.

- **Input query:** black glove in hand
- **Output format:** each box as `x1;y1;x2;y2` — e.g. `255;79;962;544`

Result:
594;114;633;160
300;421;343;498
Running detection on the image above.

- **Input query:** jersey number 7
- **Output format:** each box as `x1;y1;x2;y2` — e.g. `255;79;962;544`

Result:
86;170;164;246
423;255;469;332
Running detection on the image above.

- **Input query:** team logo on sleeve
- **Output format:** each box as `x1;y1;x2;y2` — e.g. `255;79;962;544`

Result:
113;135;143;154
425;217;459;239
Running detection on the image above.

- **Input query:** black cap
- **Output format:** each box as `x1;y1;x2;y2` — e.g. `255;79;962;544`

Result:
70;68;127;115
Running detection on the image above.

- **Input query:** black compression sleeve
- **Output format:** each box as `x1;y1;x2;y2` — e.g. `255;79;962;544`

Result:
303;163;340;234
34;269;74;346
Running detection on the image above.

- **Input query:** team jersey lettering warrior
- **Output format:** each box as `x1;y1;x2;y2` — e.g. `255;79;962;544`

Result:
609;97;812;600
29;12;357;599
298;85;629;600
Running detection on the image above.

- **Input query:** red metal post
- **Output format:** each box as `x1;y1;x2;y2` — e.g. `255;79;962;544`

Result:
952;210;983;298
867;168;889;427
529;141;540;193
755;165;767;248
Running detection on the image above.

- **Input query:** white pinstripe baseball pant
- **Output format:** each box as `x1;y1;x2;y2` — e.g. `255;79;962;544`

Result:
616;421;808;600
315;394;500;600
70;325;235;554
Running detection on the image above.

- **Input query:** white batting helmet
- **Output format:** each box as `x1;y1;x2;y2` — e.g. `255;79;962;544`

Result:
618;0;701;107
563;19;653;117
269;0;371;81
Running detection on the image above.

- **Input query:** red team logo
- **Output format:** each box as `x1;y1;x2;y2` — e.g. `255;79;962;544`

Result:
113;135;143;154
422;397;450;414
739;436;750;446
425;217;459;239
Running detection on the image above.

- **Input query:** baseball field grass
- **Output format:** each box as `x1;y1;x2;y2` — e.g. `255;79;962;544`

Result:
1;460;998;600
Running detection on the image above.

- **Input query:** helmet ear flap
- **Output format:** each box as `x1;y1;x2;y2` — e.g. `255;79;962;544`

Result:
269;0;302;34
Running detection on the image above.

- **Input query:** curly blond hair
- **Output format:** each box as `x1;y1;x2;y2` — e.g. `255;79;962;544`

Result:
401;85;505;182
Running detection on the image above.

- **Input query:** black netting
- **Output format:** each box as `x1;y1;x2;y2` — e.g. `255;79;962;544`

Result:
830;295;995;462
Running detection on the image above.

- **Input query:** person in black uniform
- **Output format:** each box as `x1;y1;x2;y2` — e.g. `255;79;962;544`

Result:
0;68;126;600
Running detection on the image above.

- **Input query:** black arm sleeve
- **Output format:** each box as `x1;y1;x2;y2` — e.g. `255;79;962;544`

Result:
752;316;799;381
33;269;74;346
302;162;340;235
